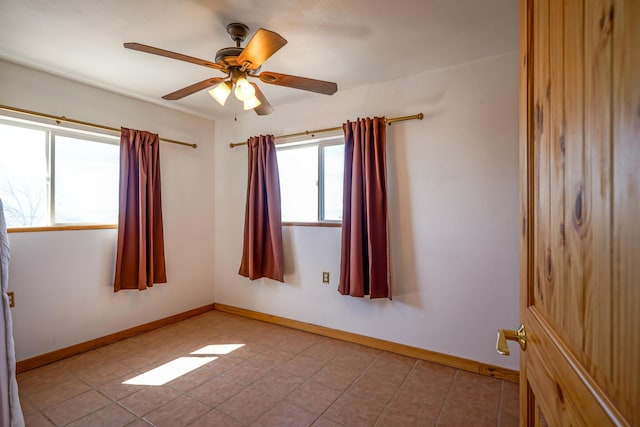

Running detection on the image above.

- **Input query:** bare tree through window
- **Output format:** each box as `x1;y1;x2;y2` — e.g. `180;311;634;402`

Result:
0;174;45;226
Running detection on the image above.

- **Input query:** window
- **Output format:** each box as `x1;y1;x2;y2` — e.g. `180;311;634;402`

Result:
0;117;120;228
277;136;344;224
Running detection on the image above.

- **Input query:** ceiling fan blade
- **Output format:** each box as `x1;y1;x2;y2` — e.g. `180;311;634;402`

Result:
258;71;337;95
162;77;225;100
237;29;287;70
124;42;222;70
250;83;273;116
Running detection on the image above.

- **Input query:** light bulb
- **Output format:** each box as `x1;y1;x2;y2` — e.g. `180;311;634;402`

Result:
208;82;231;105
234;77;255;101
243;95;262;110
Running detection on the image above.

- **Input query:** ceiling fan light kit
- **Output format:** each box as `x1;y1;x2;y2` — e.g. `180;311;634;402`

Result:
233;76;256;101
208;81;231;105
243;95;262;111
124;22;338;115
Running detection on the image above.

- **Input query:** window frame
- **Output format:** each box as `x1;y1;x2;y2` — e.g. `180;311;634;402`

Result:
0;116;120;232
277;135;344;227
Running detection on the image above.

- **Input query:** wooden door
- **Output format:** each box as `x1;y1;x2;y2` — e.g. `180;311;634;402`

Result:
518;0;639;425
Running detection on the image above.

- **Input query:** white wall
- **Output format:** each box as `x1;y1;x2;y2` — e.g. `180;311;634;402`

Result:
0;60;216;360
213;52;521;370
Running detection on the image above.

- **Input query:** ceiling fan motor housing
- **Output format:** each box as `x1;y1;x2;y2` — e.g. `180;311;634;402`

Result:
215;47;243;67
226;23;250;45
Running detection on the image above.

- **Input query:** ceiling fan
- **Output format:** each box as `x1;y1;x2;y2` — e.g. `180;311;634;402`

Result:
124;23;338;115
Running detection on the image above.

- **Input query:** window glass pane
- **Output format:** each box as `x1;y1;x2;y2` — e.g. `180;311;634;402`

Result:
322;144;344;221
277;146;318;222
0;123;48;227
54;135;119;224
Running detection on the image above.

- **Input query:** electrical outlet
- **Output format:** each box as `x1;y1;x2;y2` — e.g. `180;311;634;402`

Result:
7;291;15;308
322;272;330;284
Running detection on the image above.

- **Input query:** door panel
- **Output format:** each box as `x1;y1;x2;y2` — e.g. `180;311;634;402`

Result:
612;0;640;420
520;0;639;424
561;0;587;371
525;309;621;425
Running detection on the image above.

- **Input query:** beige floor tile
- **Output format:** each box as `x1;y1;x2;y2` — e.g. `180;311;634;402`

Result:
346;374;401;405
201;353;244;372
27;377;92;411
437;370;501;426
444;371;501;410
115;344;178;370
500;380;519;419
42;390;111;426
269;335;319;355
97;374;148;401
219;358;274;385
324;392;385;427
377;350;418;366
311;364;362;391
251;368;305;399
126;419;154;426
345;343;383;357
300;342;342;364
17;362;60;382
189;374;247;407
387;368;453;422
280;354;327;378
311;416;343;427
165;358;227;392
376;409;429;427
414;359;458;375
251;401;317;427
224;341;270;360
217;386;278;424
56;350;111;375
189;409;246;427
275;341;317;357
74;360;136;387
95;338;146;360
23;411;54;427
499;412;519;427
18;365;77;398
415;390;449;422
285;381;341;415
18;394;37;416
65;403;137;427
366;352;415;383
253;348;298;367
117;385;181;416
388;385;431;416
331;350;376;372
404;364;456;393
144;395;210;427
436;405;500;426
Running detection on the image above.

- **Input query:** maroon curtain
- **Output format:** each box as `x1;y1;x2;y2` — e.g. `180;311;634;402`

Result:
339;117;391;299
238;135;284;282
114;128;167;292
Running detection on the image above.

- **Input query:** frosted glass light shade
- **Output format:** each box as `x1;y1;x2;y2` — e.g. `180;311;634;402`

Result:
243;95;262;110
234;77;255;101
209;82;231;105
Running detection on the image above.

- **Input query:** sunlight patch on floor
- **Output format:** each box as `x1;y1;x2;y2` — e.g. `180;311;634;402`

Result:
191;343;245;355
122;343;246;386
123;356;217;386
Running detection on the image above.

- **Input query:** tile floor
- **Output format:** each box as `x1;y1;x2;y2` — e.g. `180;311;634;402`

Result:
18;311;519;426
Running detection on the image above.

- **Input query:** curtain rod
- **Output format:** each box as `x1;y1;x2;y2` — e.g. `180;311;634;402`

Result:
0;104;197;149
229;113;424;148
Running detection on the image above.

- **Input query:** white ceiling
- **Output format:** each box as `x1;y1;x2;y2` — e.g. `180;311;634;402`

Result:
0;0;519;120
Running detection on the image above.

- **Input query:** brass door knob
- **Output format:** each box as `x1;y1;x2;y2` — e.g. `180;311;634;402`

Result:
496;324;526;356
